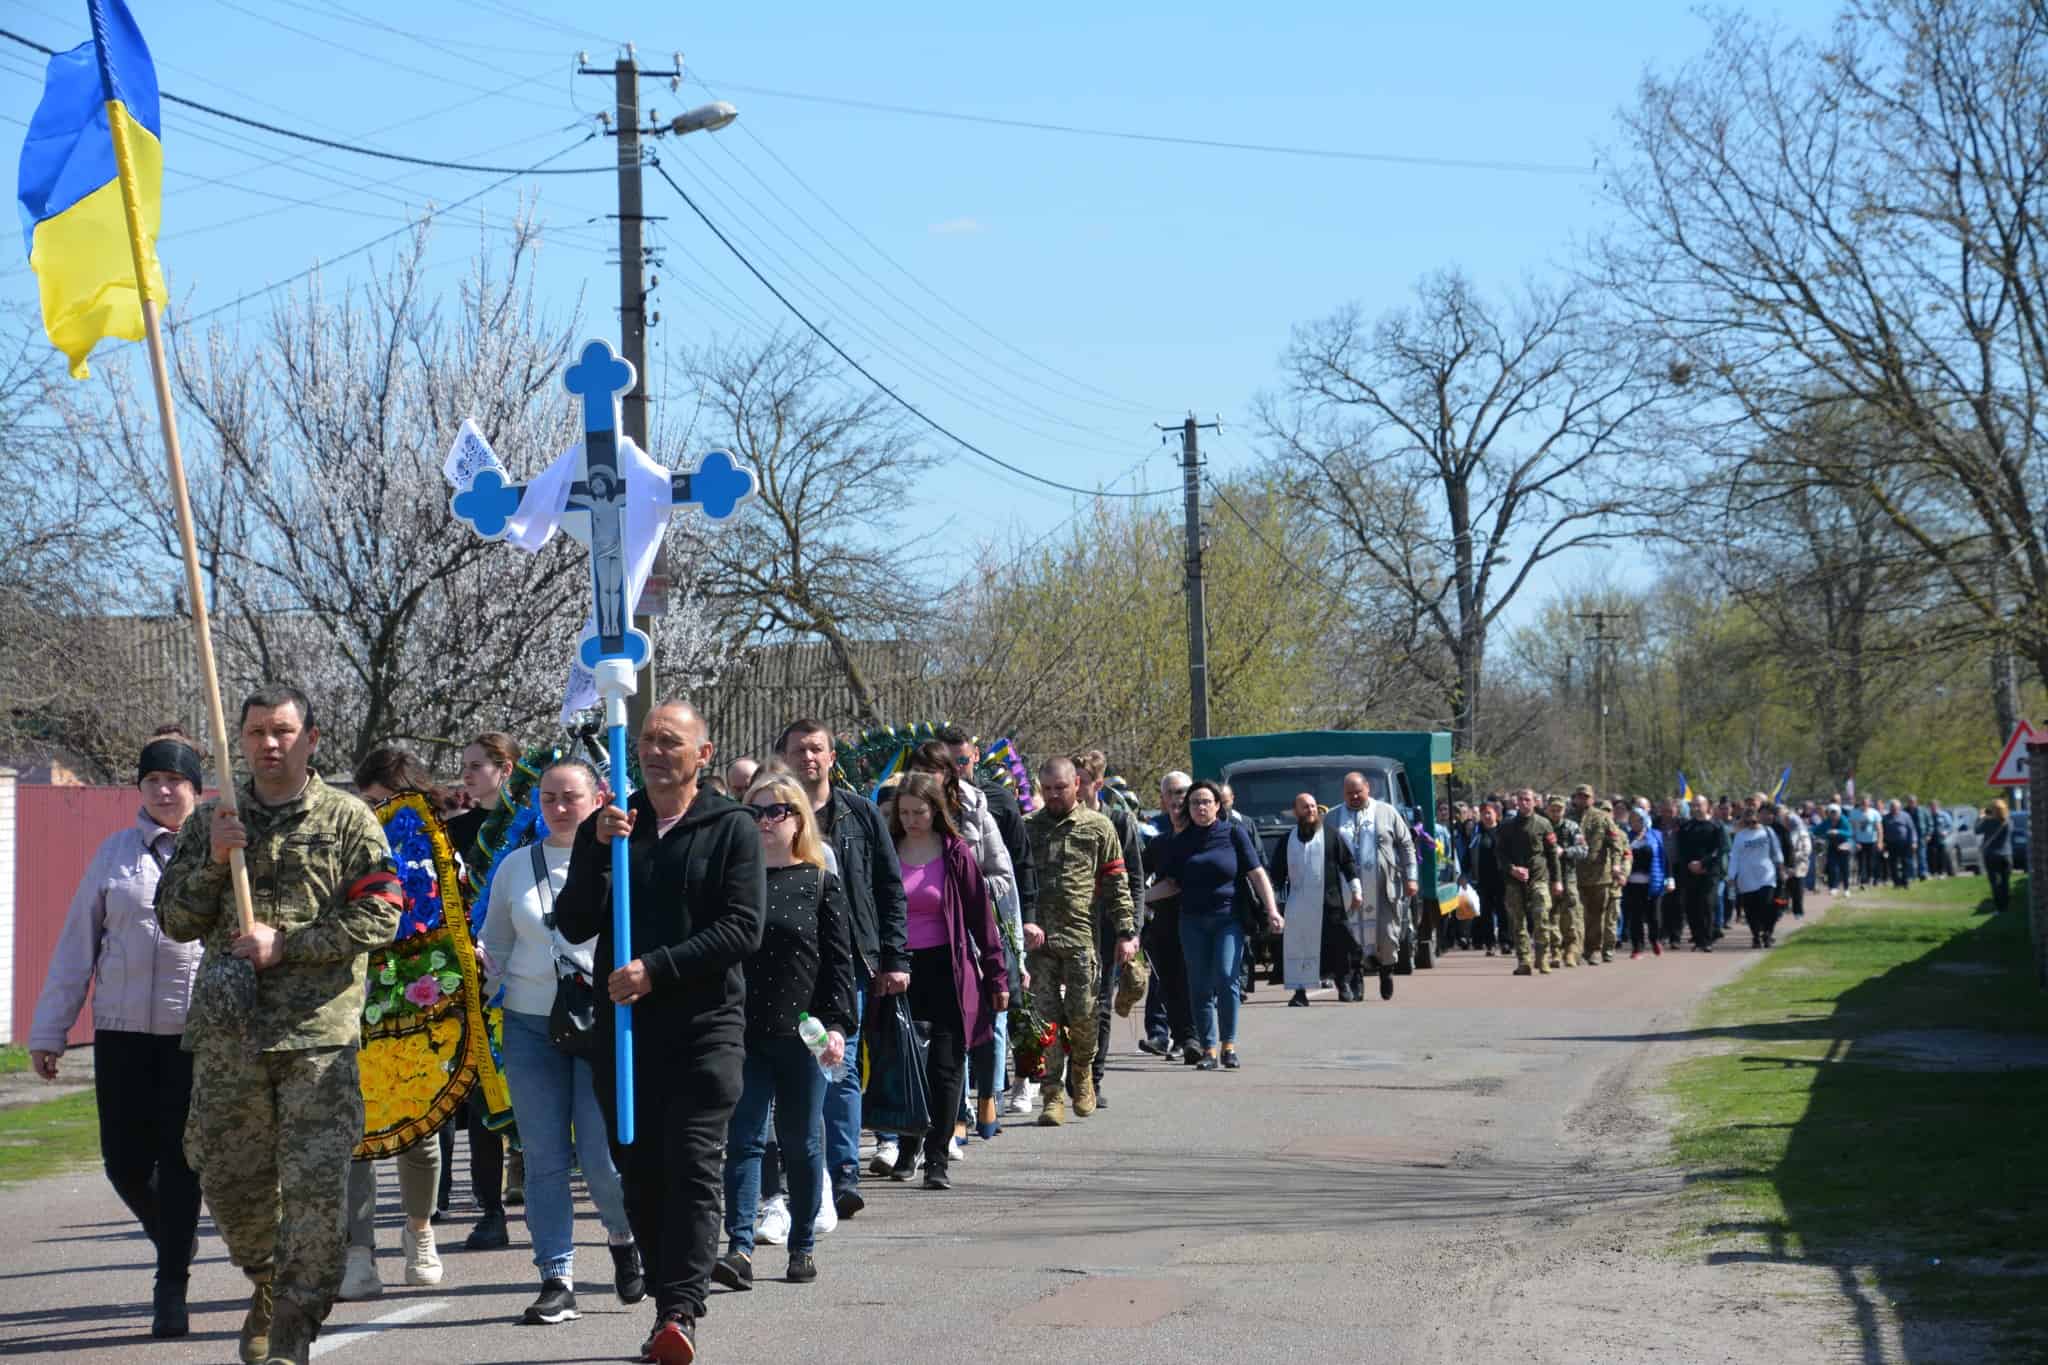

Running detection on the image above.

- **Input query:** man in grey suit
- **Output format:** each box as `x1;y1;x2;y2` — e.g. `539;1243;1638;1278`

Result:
1327;772;1419;1000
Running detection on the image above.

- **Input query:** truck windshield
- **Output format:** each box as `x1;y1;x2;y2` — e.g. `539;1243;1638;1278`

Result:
1225;765;1391;826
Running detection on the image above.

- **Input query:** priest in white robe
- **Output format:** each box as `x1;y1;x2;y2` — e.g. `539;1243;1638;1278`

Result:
1266;793;1363;1005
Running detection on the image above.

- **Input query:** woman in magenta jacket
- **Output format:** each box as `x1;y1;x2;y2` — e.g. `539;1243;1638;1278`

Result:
884;772;1010;1189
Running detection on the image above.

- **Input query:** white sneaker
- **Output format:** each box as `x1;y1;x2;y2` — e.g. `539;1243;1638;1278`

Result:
1005;1081;1036;1115
402;1224;444;1286
755;1194;790;1246
868;1138;899;1177
339;1245;383;1300
812;1166;838;1237
949;1137;967;1162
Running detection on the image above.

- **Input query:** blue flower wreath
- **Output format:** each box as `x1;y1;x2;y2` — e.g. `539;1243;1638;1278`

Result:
383;806;446;940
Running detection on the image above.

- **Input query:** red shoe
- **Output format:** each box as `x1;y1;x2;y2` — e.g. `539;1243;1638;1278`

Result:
1650;939;1663;957
641;1312;696;1365
1630;950;1642;960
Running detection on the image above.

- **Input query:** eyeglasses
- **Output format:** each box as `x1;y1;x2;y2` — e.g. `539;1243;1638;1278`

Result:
952;755;972;768
746;802;798;824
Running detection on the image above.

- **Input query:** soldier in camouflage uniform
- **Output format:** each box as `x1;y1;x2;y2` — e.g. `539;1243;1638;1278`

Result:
156;686;402;1365
1023;758;1136;1126
1572;784;1628;964
1496;788;1562;975
1544;795;1586;967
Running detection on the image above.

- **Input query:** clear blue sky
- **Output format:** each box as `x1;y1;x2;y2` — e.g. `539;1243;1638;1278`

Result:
3;0;1839;619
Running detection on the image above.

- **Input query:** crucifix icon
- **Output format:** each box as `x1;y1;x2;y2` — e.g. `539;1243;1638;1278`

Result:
442;336;758;1148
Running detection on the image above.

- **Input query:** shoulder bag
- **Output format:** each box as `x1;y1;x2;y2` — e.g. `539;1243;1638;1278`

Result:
531;842;601;1058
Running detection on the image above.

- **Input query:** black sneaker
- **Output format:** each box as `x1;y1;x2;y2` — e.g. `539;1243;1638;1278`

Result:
522;1279;579;1325
786;1251;818;1283
710;1251;752;1293
1288;990;1310;1007
641;1310;695;1365
1137;1036;1171;1058
610;1240;646;1303
1196;1055;1220;1072
1180;1042;1203;1066
1379;965;1395;1001
922;1166;951;1191
150;1276;189;1338
889;1143;918;1182
464;1209;509;1250
833;1187;865;1221
1220;1049;1240;1070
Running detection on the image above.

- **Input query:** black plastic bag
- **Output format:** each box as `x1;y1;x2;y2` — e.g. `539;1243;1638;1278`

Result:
859;992;931;1136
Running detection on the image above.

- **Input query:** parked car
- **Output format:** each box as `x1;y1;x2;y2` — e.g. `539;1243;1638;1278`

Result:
1949;804;1981;873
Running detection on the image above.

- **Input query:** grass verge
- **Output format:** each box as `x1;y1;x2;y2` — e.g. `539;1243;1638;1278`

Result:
0;1046;28;1076
1666;875;2048;1357
0;1088;100;1187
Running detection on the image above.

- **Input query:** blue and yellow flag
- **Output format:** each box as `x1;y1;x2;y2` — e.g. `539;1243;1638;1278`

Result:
15;0;166;379
1677;770;1693;803
1771;764;1793;802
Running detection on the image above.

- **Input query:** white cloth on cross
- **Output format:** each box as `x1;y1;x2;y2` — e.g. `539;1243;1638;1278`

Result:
1281;827;1327;991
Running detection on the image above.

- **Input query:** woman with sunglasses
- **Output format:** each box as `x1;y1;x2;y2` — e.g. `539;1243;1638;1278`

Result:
885;772;1010;1189
714;772;855;1290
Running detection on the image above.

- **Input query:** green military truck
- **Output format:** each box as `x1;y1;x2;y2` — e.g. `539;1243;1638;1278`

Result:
1190;729;1457;971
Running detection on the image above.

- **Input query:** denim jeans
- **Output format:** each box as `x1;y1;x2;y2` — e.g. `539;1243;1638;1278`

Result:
724;1036;825;1259
823;971;867;1195
500;1009;633;1282
1180;911;1245;1051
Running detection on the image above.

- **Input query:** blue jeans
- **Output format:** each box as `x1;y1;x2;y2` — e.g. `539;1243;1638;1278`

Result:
499;1009;632;1282
1180;912;1244;1051
724;1036;825;1259
823;973;867;1195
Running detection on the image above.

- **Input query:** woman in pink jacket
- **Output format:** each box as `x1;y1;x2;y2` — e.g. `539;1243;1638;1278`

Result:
28;733;206;1339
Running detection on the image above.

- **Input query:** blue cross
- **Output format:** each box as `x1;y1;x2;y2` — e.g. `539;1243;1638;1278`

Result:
445;336;759;672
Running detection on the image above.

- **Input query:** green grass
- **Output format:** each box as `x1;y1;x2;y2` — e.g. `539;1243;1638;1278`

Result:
0;1046;28;1076
0;1089;101;1186
1666;874;2048;1357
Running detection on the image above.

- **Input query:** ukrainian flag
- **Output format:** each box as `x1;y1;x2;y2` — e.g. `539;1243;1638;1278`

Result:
1677;770;1693;803
16;0;166;379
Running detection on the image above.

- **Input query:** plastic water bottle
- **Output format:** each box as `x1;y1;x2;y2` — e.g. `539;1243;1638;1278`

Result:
797;1012;846;1082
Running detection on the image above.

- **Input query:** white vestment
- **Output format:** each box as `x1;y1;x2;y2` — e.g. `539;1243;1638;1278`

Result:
1282;827;1328;990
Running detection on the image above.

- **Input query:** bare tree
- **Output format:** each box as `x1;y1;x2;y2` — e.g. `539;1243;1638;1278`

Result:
1259;270;1671;757
66;222;727;765
1601;0;2048;691
686;333;938;724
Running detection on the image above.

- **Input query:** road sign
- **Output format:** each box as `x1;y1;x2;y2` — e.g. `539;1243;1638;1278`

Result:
1988;721;2042;786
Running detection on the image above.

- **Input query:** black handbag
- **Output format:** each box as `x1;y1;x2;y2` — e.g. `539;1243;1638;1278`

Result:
529;843;602;1058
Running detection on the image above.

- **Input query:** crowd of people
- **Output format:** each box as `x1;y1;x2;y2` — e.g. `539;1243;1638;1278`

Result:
23;686;2027;1363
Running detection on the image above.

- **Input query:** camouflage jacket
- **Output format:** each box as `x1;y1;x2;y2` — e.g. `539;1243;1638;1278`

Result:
157;774;401;1053
1026;804;1135;953
1552;816;1587;874
1577;805;1629;883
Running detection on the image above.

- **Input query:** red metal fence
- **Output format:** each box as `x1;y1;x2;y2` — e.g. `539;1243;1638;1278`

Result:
12;785;139;1047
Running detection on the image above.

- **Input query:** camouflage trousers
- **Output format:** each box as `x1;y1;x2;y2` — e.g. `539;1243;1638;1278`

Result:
185;1043;360;1331
1025;944;1098;1098
1503;880;1551;966
1549;878;1581;961
1578;878;1618;956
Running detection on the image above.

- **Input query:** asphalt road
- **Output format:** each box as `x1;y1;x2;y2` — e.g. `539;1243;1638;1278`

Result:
0;927;1816;1365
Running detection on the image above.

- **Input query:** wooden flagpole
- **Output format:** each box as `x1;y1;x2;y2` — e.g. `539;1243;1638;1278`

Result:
102;96;256;935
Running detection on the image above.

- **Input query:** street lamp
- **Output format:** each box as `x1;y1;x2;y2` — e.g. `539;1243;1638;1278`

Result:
670;101;738;135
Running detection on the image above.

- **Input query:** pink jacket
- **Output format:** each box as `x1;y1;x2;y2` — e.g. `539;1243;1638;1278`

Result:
28;811;200;1051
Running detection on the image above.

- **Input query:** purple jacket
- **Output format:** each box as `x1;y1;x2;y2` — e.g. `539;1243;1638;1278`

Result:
924;835;1010;1049
30;811;200;1051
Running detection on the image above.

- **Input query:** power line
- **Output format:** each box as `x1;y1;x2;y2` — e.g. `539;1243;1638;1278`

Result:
1204;474;1354;606
0;27;609;176
648;155;1171;502
694;78;1599;177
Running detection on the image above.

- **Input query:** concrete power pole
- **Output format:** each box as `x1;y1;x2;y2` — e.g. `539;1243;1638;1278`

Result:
583;46;681;733
1162;415;1220;740
1577;609;1627;793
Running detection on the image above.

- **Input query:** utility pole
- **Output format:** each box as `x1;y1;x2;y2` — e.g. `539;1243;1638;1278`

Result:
1160;415;1220;740
1576;609;1628;793
581;45;681;732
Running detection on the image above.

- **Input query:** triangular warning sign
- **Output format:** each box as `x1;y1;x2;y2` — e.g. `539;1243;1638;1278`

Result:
1989;721;2041;786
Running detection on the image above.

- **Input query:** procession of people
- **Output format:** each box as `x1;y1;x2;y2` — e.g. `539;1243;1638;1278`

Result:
26;686;2017;1364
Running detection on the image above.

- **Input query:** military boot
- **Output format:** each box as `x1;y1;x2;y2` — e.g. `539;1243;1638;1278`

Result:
239;1273;274;1365
1037;1043;1068;1126
260;1293;312;1365
1067;1033;1099;1117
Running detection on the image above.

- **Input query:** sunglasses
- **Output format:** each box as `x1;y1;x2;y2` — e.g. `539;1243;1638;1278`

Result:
953;755;972;768
746;802;798;824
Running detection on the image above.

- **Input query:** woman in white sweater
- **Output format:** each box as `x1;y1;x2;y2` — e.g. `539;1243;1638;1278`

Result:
1729;794;1787;949
480;760;643;1327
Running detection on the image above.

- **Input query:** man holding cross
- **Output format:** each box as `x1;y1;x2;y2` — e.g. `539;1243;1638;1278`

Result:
157;684;403;1365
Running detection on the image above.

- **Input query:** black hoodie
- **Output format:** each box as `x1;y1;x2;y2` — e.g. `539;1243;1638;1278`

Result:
554;785;767;1048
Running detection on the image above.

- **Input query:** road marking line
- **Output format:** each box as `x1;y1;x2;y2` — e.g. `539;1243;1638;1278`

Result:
310;1299;449;1357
